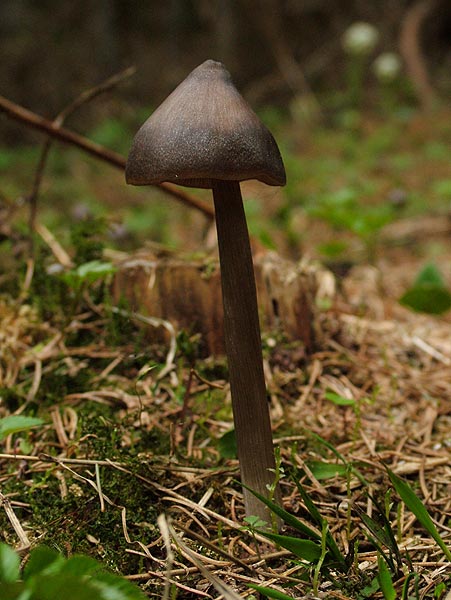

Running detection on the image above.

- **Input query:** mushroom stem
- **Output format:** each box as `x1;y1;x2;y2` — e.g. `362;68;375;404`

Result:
212;180;280;524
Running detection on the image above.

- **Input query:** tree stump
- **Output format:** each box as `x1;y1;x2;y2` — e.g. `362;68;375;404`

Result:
112;250;333;355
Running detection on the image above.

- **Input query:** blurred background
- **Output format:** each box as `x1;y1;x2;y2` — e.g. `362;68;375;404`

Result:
2;0;451;128
1;5;450;590
1;0;451;314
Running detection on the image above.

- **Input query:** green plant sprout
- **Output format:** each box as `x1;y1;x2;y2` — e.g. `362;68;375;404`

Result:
0;416;44;442
312;520;330;596
306;186;395;262
239;430;451;597
61;260;116;294
247;582;295;600
399;263;451;315
0;544;146;600
59;259;116;313
384;466;451;562
377;553;396;600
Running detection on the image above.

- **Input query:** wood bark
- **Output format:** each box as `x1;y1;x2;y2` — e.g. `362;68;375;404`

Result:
112;251;330;356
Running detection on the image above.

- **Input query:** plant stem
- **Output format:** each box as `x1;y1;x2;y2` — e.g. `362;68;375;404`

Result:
213;180;280;524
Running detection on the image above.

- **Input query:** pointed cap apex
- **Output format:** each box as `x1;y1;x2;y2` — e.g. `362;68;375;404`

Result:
126;60;286;189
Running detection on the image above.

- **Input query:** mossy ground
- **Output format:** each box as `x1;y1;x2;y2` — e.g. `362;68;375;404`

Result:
0;109;450;598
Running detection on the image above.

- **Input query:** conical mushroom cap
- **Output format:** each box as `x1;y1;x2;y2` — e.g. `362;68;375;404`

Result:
126;60;286;189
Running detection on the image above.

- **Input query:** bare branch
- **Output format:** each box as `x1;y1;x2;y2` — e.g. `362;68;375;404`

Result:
28;66;138;239
0;94;214;219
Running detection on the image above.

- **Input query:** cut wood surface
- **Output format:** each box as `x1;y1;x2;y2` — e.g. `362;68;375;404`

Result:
112;251;334;355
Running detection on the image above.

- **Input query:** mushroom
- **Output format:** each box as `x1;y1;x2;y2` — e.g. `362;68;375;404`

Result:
126;60;286;524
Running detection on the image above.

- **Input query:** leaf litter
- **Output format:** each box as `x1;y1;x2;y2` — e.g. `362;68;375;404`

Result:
0;219;450;598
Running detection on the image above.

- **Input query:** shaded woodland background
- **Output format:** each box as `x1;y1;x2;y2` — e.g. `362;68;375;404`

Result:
1;4;451;598
2;0;451;142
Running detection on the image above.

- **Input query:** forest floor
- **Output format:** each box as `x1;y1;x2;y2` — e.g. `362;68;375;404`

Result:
0;108;450;599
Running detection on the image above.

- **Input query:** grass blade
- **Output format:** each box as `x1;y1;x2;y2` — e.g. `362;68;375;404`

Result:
241;484;321;541
292;477;346;569
306;460;348;480
367;492;405;569
307;431;370;486
401;572;419;600
354;505;394;550
377;554;396;600
248;583;295;600
353;489;404;570
256;532;323;562
385;466;451;561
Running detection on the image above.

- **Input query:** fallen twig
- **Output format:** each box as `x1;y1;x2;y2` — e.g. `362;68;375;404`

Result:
176;521;254;574
161;514;243;600
0;491;31;549
35;222;73;267
110;306;176;379
27;66;137;240
0;94;214;219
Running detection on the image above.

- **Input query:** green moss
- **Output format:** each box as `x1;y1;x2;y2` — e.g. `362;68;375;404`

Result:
19;466;159;573
70;217;106;265
0;401;170;575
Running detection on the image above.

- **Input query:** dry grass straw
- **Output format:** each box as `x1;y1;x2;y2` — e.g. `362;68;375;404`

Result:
0;259;450;598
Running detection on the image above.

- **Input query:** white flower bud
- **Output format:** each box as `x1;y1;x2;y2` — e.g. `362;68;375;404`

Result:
342;22;379;56
373;52;402;81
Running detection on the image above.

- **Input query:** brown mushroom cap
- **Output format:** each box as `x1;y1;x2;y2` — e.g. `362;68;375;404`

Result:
125;60;286;189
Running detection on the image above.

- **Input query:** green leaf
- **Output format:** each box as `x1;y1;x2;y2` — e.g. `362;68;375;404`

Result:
257;532;323;562
359;577;380;598
0;545;20;583
75;260;116;282
292;479;346;569
306;461;348;480
414;263;446;287
0;544;145;600
399;284;451;315
243;515;268;529
241;484;321;541
354;492;402;571
248;583;295;600
385;467;451;561
93;572;147;599
0;581;26;600
402;573;419;600
308;431;371;486
399;264;451;314
0;416;44;441
217;429;237;459
377;555;396;600
60;555;102;577
61;261;116;291
434;582;447;599
354;508;394;549
325;391;356;406
23;546;64;579
26;572;146;600
28;574;107;600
